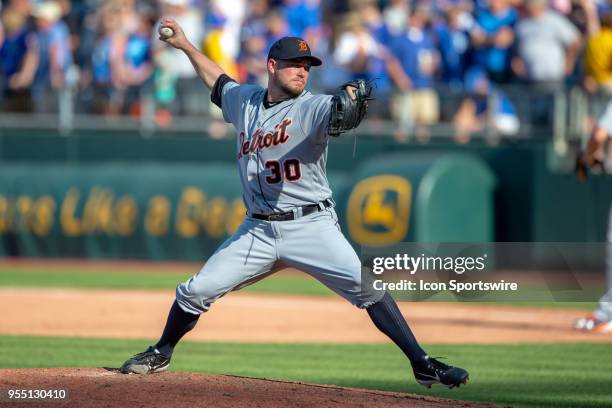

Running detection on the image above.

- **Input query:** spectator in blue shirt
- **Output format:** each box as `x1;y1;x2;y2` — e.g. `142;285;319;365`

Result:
30;1;73;113
358;2;396;109
390;5;440;138
119;18;153;115
0;6;36;112
91;6;126;115
390;7;438;91
0;12;28;83
471;0;517;83
434;4;473;89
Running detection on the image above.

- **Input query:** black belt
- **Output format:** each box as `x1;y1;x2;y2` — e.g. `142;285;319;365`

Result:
251;200;333;221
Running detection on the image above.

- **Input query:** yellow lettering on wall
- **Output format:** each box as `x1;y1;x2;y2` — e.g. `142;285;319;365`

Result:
81;189;99;234
0;195;55;236
226;199;246;235
61;188;82;236
176;187;206;238
204;197;227;238
82;188;114;234
0;196;11;233
113;196;138;236
31;196;56;237
145;196;171;237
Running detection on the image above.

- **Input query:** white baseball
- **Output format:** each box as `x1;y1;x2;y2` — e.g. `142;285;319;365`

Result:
159;26;174;39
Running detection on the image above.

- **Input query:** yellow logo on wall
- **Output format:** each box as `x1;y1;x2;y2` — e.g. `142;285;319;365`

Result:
347;175;412;246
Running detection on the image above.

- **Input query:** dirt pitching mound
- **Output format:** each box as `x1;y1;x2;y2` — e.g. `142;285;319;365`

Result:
0;368;500;408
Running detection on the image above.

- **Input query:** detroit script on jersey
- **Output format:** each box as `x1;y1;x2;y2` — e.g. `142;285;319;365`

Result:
238;118;292;159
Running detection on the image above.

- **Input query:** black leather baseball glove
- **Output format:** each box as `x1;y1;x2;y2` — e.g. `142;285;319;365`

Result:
328;79;373;137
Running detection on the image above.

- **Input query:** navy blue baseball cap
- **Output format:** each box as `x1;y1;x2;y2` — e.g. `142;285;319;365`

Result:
267;37;322;66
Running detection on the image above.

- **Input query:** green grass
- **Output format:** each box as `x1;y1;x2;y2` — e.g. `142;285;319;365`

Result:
0;267;334;296
0;335;611;408
0;267;598;310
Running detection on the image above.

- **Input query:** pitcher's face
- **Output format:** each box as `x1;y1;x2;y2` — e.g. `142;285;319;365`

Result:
269;58;311;97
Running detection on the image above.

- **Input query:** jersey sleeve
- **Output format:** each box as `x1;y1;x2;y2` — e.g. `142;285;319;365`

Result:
210;74;235;108
298;94;333;141
220;82;262;126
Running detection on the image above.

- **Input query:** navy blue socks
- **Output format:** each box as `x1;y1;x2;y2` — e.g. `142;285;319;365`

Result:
154;293;425;364
155;300;200;358
367;292;427;364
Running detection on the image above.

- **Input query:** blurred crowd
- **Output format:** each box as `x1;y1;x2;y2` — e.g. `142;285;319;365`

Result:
1;0;611;139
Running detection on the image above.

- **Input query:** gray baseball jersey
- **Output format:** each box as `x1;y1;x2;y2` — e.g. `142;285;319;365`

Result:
175;80;384;314
221;82;334;214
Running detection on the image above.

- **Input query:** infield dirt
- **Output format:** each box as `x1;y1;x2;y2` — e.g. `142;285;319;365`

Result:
1;287;610;344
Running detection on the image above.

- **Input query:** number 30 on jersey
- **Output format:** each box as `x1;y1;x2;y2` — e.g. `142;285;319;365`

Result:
265;159;302;184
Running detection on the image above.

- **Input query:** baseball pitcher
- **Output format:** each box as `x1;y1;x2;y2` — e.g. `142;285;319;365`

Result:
119;18;469;388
